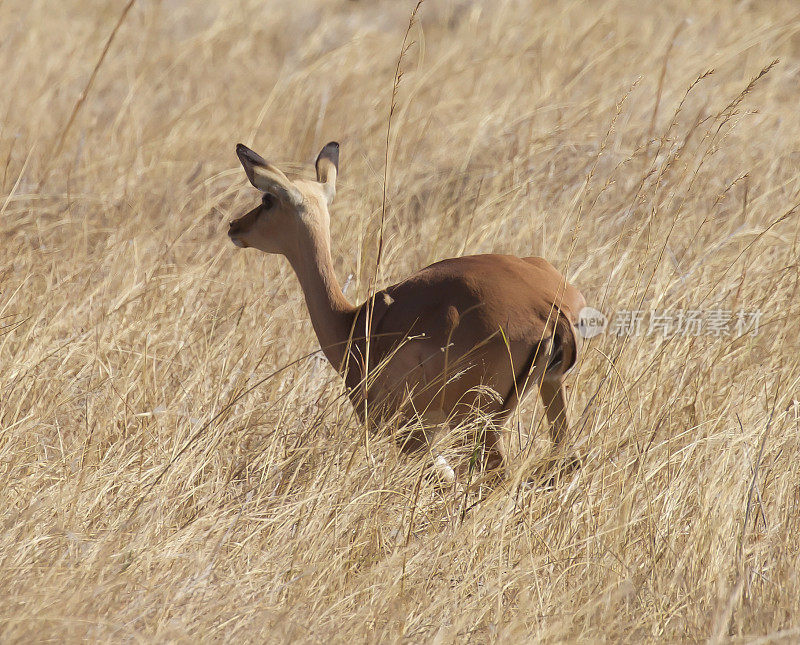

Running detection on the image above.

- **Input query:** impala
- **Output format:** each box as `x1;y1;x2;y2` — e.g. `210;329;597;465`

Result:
228;141;586;482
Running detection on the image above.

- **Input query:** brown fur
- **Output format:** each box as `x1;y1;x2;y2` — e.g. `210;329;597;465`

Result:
229;142;585;478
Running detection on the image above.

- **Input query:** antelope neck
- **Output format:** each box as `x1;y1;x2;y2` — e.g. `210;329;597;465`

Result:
285;228;357;370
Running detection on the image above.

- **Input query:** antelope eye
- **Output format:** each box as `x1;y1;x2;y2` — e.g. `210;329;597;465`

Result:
261;193;274;209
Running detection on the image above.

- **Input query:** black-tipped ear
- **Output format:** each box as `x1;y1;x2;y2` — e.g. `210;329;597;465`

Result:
315;141;339;180
236;143;269;186
236;143;267;167
234;142;303;206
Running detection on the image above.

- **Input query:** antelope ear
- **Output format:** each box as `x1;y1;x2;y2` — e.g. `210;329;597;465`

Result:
236;143;268;180
236;143;303;207
315;141;339;204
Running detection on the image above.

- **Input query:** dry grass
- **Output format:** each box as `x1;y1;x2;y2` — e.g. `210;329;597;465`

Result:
2;0;800;642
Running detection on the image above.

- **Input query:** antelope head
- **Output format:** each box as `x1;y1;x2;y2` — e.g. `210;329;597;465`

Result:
228;142;339;259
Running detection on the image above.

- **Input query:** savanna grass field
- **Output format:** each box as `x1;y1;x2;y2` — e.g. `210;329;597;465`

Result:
2;0;800;641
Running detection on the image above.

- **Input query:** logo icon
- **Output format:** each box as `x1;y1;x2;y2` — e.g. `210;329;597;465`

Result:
577;307;607;339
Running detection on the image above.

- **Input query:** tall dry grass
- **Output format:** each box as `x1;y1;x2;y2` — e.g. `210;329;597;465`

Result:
2;0;800;641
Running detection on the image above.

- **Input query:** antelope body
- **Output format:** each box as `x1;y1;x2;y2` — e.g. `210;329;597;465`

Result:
229;141;585;479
